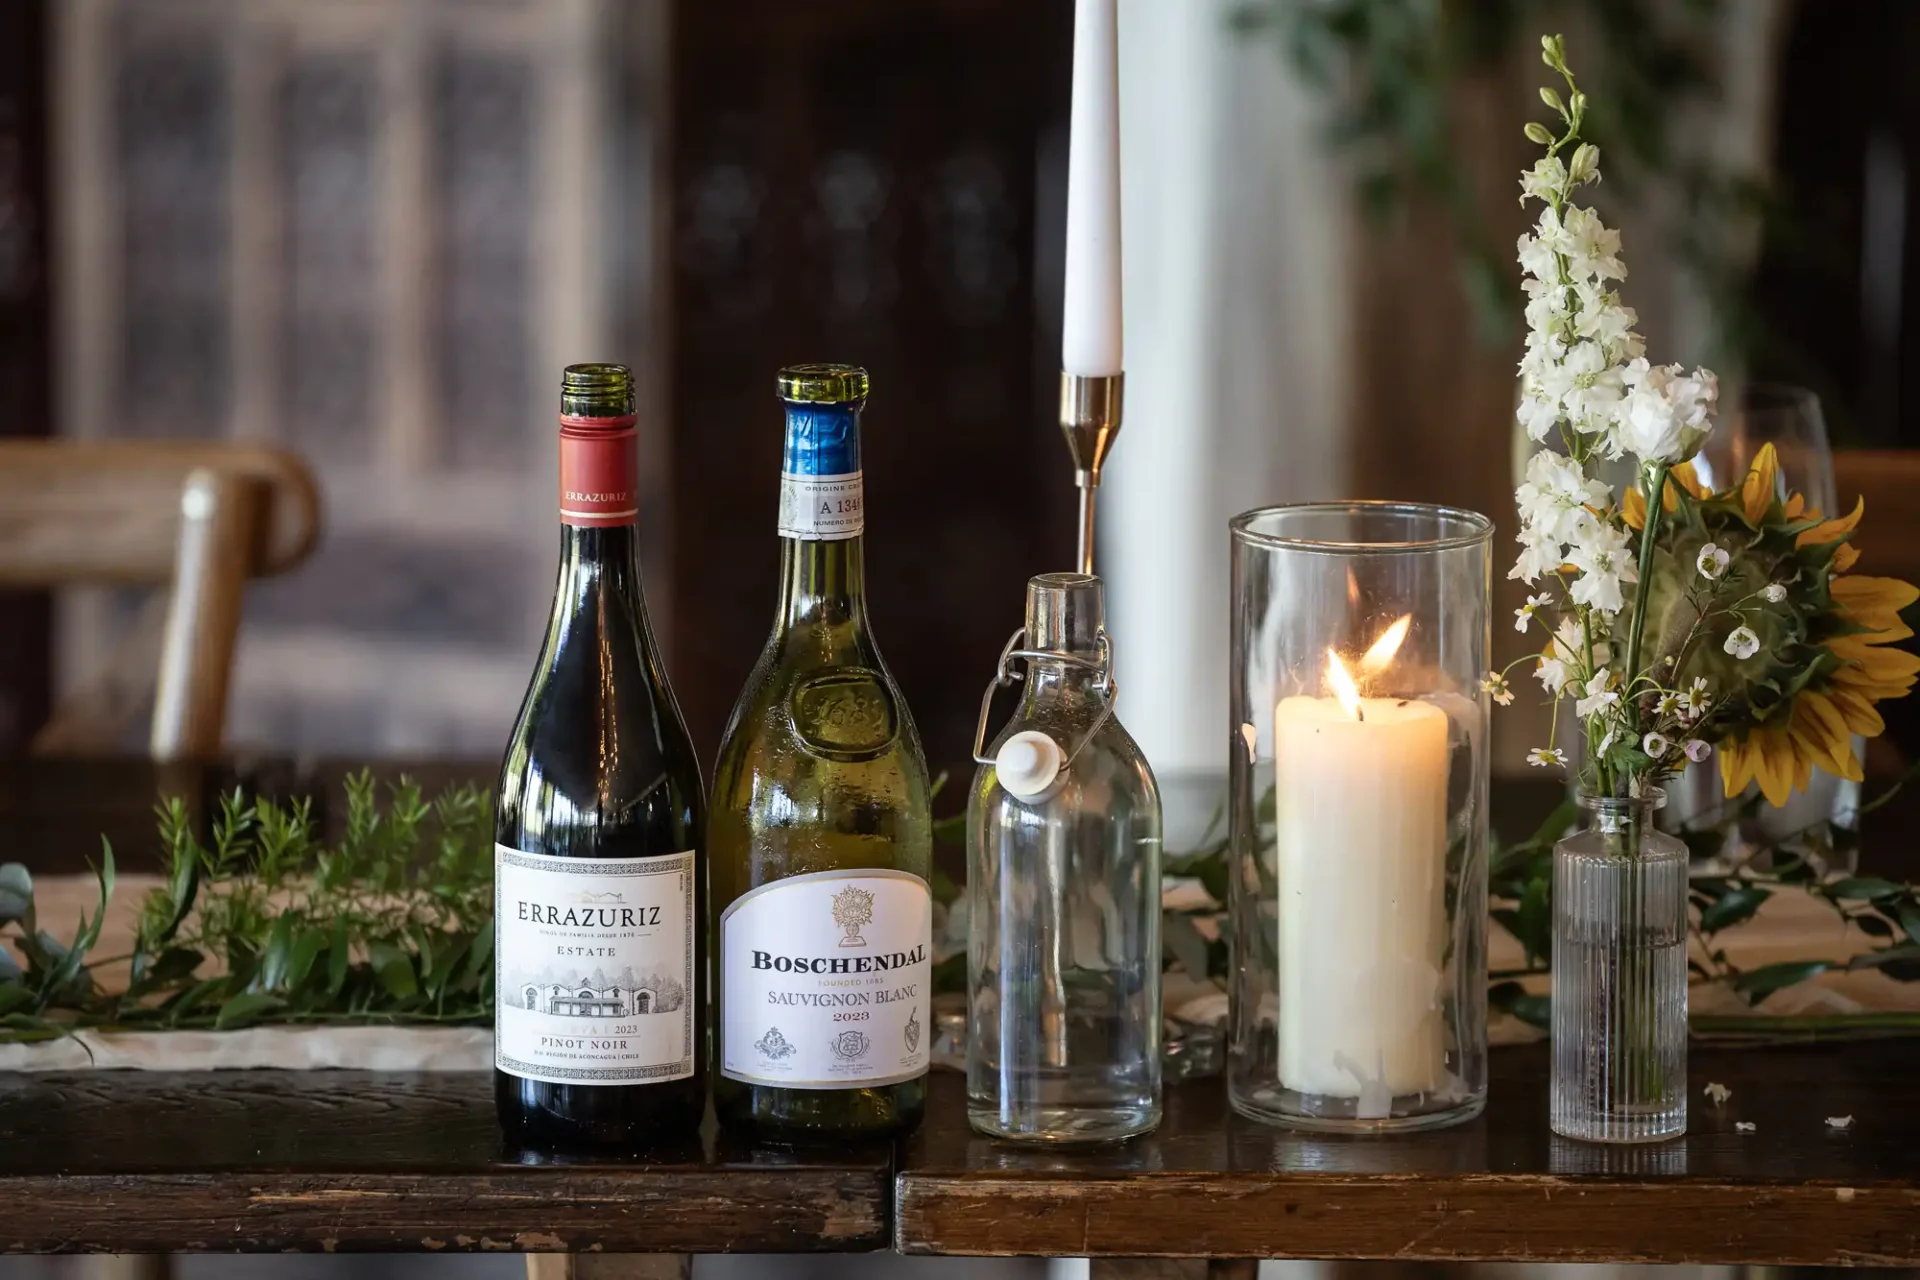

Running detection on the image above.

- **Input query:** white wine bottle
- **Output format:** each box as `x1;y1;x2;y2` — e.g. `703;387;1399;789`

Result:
709;363;933;1140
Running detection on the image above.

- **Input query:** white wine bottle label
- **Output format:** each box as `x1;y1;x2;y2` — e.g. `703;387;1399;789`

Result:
720;868;931;1089
494;845;696;1085
776;470;864;541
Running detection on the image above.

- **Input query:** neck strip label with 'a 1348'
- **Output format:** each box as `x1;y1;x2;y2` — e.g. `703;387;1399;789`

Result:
720;867;930;1088
777;470;863;540
495;846;695;1085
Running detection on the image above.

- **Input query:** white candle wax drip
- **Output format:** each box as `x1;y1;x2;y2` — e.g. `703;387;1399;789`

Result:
1273;621;1450;1117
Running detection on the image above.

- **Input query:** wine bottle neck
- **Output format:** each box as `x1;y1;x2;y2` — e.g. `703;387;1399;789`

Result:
774;395;868;633
776;534;869;630
555;523;647;616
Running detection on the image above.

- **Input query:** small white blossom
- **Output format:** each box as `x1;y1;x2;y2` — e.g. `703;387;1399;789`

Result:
1697;543;1731;581
1655;692;1679;717
1643;732;1671;758
1683;677;1711;719
1527;747;1568;769
1566;522;1638;614
1724;625;1761;661
1827;1115;1854;1130
1480;672;1515;706
1515;593;1551;632
1761;583;1787;604
1735;1121;1756;1133
1575;671;1620;720
1704;1082;1731;1106
1684;738;1712;763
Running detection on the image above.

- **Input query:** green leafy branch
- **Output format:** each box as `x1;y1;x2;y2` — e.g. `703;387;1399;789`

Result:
0;773;494;1043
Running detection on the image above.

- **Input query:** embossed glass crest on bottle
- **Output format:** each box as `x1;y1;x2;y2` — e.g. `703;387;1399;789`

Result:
710;364;934;1141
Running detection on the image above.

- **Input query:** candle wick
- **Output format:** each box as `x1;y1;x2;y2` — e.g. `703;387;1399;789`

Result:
1356;704;1366;723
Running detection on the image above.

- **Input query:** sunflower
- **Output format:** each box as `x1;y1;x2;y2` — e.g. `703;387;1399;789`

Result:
1625;444;1919;806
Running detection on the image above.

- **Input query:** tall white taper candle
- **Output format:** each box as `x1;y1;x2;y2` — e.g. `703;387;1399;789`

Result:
1062;0;1122;377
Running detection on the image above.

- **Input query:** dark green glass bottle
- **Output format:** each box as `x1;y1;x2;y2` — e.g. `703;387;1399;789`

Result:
710;364;933;1140
495;363;706;1150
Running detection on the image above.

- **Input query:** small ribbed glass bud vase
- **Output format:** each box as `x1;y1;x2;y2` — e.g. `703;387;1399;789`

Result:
1550;791;1688;1143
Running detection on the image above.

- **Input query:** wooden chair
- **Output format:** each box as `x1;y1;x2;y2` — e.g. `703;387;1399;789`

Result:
1834;450;1920;587
0;440;320;759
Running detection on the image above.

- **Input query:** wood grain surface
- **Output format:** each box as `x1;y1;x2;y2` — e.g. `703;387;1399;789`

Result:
0;1072;889;1255
895;1044;1920;1265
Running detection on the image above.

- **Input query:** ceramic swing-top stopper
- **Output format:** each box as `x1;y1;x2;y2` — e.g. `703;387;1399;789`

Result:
996;730;1064;799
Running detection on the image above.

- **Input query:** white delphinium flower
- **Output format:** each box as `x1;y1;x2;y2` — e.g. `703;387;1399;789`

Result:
1519;153;1567;204
1480;672;1515;706
1527;746;1568;769
1761;583;1787;604
1703;1082;1731;1107
1724;625;1761;660
1566;522;1638;614
1613;359;1718;464
1642;731;1671;758
1509;524;1565;584
1516;206;1567;282
1559;205;1625;282
1735;1121;1757;1133
1516;450;1609;543
1684;738;1712;763
1696;542;1731;580
1515;593;1551;632
1575;671;1620;719
1536;615;1605;695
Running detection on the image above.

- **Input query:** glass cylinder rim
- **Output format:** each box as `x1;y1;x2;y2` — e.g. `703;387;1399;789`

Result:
1576;787;1668;814
1229;501;1495;556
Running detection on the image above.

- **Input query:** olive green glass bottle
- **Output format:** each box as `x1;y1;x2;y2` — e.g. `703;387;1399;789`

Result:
710;364;933;1140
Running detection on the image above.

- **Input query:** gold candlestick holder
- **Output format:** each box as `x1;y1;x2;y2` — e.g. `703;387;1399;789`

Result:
1059;372;1124;575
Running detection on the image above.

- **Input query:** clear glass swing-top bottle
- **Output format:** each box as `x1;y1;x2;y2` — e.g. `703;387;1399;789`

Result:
965;572;1163;1142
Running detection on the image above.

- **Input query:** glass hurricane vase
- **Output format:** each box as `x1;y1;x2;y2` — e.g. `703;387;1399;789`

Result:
1227;502;1492;1133
1550;791;1689;1144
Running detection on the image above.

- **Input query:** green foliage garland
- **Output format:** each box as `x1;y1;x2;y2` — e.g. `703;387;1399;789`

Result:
0;773;494;1043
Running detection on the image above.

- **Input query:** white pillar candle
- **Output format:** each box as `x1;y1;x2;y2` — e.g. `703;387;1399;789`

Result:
1273;668;1449;1116
1062;0;1122;377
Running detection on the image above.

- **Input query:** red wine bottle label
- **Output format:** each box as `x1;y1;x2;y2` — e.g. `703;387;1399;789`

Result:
719;868;930;1089
559;413;639;527
495;845;696;1085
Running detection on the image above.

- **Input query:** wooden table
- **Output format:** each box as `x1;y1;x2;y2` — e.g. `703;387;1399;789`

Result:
3;758;1919;1266
0;1043;1916;1264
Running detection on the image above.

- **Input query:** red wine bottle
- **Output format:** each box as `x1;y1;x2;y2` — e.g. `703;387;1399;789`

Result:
495;363;706;1149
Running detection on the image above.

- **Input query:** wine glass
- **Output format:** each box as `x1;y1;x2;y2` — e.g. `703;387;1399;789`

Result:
1669;384;1858;869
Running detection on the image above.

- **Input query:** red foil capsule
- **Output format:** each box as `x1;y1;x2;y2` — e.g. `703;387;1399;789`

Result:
558;413;639;527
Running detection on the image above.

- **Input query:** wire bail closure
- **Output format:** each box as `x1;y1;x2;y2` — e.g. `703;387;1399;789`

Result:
970;626;1118;769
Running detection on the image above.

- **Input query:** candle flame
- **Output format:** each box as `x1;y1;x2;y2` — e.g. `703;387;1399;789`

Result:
1325;649;1365;721
1360;614;1411;676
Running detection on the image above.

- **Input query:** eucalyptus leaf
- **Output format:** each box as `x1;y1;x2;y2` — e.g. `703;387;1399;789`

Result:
1699;886;1771;934
1734;960;1831;1004
0;863;31;924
